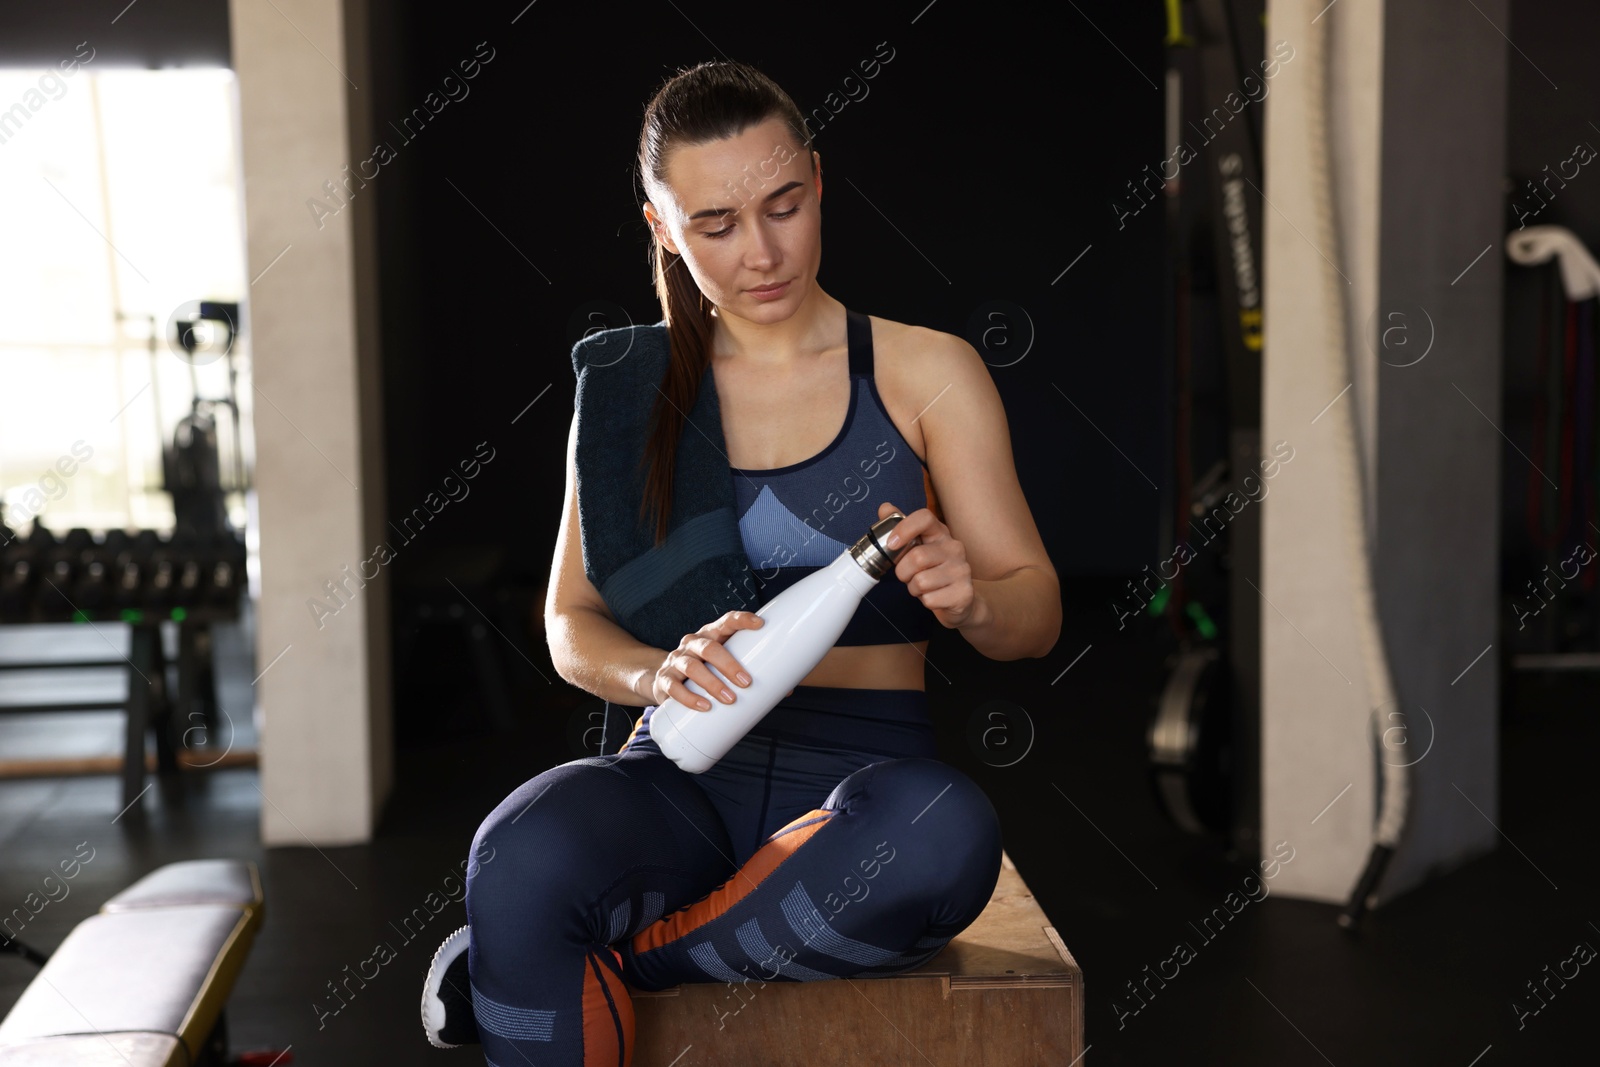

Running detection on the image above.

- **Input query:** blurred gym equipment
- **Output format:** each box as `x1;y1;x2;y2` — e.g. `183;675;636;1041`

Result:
0;301;250;811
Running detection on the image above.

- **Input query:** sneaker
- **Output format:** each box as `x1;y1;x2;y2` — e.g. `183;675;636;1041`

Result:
421;924;479;1048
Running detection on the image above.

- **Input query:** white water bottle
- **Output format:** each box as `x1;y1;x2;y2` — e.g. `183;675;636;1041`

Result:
650;512;912;773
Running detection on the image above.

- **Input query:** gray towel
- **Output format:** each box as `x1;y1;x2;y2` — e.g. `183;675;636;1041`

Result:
569;321;762;725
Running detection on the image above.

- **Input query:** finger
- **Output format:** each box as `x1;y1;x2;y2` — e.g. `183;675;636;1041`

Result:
884;507;930;549
893;541;943;582
671;651;699;680
914;513;949;542
887;505;927;545
685;655;737;703
903;555;961;596
709;610;760;639
691;630;752;687
668;676;714;711
706;640;754;686
698;618;759;682
909;560;970;602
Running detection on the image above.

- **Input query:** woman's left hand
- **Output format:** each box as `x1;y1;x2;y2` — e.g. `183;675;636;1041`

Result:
875;501;979;629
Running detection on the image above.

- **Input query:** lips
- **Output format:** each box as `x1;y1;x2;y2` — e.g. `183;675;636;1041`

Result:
747;280;790;293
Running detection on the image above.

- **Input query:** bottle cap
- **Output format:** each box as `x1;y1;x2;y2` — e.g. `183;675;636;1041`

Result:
849;512;909;580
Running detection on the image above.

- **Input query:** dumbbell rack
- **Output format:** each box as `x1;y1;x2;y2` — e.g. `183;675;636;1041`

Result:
0;524;247;811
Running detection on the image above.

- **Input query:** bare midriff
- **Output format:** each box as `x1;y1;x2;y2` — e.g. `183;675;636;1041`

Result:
795;639;929;691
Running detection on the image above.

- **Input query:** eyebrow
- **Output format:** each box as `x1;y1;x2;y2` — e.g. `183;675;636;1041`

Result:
687;180;804;221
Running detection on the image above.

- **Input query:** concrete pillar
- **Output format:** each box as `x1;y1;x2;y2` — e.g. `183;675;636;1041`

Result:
230;0;392;845
1365;0;1507;902
1260;0;1504;902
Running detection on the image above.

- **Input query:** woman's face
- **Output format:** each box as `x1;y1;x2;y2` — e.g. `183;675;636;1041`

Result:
644;116;822;321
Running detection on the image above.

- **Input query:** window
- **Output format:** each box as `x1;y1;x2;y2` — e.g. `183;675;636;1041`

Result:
0;67;252;535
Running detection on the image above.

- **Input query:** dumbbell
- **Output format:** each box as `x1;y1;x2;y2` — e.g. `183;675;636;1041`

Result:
71;531;115;612
36;526;79;620
168;526;204;609
191;530;246;610
110;529;151;612
37;527;106;618
143;531;177;613
210;532;246;609
0;526;41;621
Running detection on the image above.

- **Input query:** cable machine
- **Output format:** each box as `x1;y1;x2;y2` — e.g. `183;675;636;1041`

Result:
1144;0;1266;870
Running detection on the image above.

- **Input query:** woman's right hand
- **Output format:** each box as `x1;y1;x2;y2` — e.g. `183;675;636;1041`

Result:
650;611;767;711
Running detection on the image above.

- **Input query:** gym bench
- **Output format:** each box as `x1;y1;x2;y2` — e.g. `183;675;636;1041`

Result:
0;859;264;1066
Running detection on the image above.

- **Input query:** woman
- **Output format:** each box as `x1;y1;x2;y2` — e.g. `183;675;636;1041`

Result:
421;59;1060;1064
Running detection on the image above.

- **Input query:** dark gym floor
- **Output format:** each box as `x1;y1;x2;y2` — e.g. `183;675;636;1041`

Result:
0;577;1593;1066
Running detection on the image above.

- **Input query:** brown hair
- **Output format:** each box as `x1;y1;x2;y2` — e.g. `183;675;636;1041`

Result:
635;59;814;546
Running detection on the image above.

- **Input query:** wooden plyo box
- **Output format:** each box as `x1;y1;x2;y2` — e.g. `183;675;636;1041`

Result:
627;851;1084;1066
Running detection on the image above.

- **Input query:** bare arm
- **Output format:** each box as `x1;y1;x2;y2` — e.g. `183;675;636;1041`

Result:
888;328;1061;660
955;566;1061;661
544;411;665;707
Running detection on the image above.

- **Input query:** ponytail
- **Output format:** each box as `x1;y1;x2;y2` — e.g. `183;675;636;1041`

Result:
635;239;715;545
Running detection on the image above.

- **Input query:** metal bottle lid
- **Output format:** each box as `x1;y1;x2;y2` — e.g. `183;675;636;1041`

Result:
849;512;910;580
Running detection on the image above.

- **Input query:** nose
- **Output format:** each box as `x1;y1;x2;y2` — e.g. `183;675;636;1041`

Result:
744;218;780;271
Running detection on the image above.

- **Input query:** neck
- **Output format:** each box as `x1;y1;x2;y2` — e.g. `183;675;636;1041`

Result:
710;284;842;368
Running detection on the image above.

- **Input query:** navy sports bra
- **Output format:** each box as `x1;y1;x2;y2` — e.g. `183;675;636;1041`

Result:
729;309;937;646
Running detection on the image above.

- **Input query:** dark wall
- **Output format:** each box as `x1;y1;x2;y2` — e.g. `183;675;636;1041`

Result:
368;1;1168;609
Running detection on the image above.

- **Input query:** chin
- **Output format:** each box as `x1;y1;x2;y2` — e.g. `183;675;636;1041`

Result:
742;299;797;321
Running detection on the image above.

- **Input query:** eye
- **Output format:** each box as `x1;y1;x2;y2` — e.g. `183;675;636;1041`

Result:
705;205;801;240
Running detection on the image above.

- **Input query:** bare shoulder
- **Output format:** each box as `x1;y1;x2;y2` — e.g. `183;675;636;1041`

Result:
867;313;987;387
866;314;992;462
862;312;1048;596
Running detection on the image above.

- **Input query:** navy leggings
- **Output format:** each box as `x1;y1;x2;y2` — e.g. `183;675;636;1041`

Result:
462;685;1004;1066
